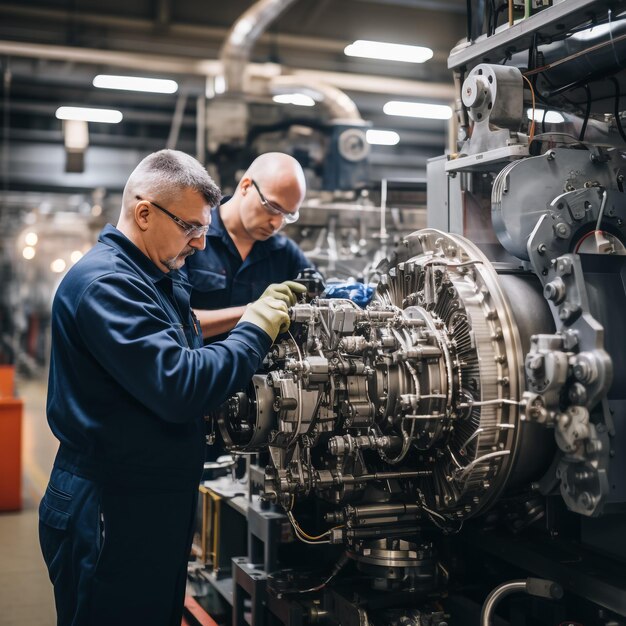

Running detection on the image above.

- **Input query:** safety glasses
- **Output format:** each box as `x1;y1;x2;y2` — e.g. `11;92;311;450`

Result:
250;180;299;224
137;196;210;239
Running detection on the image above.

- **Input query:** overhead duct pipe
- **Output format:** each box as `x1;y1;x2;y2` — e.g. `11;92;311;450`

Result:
270;75;363;123
219;0;299;95
268;75;370;191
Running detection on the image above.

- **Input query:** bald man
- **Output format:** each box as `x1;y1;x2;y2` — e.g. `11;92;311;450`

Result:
39;150;303;626
184;152;312;341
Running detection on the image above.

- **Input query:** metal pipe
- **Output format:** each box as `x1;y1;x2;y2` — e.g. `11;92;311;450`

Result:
270;74;362;122
481;578;563;626
341;470;431;484
380;179;388;241
195;94;206;163
220;0;299;94
481;580;528;626
166;90;188;150
0;40;456;100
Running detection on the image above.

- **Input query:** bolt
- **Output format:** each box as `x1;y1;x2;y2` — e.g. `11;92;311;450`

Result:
555;222;571;239
537;243;547;255
575;356;594;380
559;307;571;321
569;383;587;405
547;150;556;161
544;277;566;304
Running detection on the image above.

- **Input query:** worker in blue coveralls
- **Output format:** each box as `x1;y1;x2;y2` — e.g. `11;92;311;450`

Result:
184;152;311;342
39;149;305;626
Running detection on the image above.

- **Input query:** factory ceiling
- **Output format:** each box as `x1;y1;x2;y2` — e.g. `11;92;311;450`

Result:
0;0;467;197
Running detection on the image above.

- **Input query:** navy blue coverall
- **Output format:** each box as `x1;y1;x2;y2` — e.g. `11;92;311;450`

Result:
182;204;310;342
40;224;271;626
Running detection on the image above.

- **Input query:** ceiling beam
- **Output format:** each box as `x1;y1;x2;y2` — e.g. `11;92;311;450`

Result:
355;0;465;13
0;40;455;100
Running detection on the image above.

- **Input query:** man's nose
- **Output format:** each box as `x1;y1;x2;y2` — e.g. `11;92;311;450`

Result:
270;214;285;230
189;232;207;251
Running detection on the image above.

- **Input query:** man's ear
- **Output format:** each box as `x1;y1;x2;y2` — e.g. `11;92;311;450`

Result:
134;200;151;232
240;177;252;195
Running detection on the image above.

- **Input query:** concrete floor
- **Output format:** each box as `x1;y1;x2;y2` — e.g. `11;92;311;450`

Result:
0;377;57;626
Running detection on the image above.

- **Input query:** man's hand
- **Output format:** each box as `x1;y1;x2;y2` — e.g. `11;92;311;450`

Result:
239;297;290;341
259;281;307;307
238;282;307;341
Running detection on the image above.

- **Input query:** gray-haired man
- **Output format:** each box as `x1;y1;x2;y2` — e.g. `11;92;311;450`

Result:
39;149;304;625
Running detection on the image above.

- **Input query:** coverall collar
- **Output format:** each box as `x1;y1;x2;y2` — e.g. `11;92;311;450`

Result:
208;204;289;263
99;223;185;284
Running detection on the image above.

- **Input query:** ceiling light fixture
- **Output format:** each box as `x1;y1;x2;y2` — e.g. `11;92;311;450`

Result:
24;232;38;246
22;247;36;260
384;101;452;120
93;75;178;94
272;93;316;107
527;108;565;123
50;258;67;273
366;129;400;145
55;107;123;124
344;40;433;63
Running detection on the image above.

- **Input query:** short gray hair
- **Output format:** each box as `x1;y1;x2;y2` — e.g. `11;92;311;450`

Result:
125;149;220;206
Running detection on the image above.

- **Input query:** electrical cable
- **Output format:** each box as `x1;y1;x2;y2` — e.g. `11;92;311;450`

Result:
290;553;350;594
522;74;536;142
579;84;591;142
525;31;626;77
609;77;626;143
287;496;343;544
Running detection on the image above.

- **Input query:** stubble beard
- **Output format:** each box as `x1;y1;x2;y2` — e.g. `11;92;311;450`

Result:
163;248;195;271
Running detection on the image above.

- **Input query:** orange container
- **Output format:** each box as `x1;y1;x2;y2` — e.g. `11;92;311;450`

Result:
0;398;23;510
0;365;22;511
0;365;15;398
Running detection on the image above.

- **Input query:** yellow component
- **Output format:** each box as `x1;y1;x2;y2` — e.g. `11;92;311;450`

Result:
198;485;222;568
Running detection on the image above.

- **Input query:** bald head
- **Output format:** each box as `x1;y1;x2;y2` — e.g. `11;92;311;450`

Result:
243;152;306;203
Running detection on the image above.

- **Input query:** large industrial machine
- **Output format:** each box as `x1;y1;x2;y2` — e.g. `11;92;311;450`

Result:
195;2;626;624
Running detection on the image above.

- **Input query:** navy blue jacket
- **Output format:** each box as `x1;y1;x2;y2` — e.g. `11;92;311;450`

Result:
183;204;310;311
47;224;271;488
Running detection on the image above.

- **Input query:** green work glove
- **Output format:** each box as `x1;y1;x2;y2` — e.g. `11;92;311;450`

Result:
239;282;307;341
239;297;291;342
259;281;307;307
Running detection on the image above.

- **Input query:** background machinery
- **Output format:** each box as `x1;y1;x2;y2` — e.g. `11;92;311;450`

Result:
198;1;626;625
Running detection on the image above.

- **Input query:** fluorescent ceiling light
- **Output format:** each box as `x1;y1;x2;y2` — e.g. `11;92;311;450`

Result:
272;93;316;107
384;101;452;120
56;107;123;124
22;246;36;260
344;40;433;63
366;129;400;145
527;108;565;123
24;232;38;246
93;74;178;94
